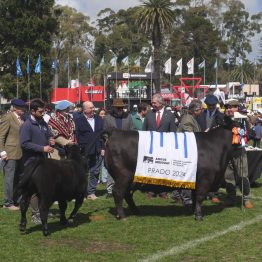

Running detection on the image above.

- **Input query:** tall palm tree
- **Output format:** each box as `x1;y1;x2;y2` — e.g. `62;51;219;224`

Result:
136;0;174;93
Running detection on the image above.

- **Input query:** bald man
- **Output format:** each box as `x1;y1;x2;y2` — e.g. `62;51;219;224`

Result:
75;101;104;200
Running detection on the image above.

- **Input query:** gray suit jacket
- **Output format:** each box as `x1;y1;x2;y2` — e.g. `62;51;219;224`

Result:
143;109;176;132
104;113;134;130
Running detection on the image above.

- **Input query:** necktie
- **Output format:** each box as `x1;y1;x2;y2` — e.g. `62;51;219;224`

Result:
156;111;161;128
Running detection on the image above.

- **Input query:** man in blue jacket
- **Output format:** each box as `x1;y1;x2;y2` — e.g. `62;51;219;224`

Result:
20;98;55;224
75;101;104;200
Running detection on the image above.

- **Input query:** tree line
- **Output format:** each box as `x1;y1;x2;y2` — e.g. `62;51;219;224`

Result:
0;0;261;100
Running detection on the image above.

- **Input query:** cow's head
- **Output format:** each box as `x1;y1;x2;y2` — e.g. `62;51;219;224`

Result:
64;144;81;160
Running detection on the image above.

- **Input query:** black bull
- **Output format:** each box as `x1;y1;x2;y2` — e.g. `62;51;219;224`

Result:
104;127;233;220
16;144;87;236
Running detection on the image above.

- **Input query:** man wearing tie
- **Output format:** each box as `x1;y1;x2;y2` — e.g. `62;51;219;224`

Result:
143;93;176;198
143;93;176;132
0;99;26;210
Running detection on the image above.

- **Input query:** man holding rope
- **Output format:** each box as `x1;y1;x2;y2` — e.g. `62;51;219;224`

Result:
224;99;253;209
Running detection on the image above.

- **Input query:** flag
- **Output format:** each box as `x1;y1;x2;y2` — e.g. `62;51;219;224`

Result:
187;57;194;75
175;58;182;76
34;55;41;74
64;59;69;71
145;56;153;73
122;56;129;66
134;56;141;67
26;56;30;75
16;57;23;77
99;56;105;66
198;60;205;70
164;57;171;74
236;57;243;65
214;59;218;69
110;56;117;67
225;58;230;64
76;57;80;68
85;59;91;69
51;60;58;70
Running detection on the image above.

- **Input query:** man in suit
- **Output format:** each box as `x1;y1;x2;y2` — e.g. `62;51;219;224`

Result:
197;94;224;203
143;93;176;132
197;95;224;132
0;99;26;210
143;93;176;198
75;101;104;200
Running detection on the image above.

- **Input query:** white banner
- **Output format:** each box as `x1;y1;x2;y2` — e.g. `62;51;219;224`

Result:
134;131;198;189
175;58;182;76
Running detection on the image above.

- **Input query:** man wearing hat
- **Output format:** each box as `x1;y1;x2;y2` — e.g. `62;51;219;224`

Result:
103;98;134;197
197;94;224;132
197;94;224;203
223;99;253;208
0;99;26;210
48;100;76;160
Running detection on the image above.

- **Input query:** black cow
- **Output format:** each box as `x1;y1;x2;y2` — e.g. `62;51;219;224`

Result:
104;124;233;221
16;144;87;236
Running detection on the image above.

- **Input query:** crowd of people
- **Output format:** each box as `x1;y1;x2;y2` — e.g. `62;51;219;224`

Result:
0;94;261;224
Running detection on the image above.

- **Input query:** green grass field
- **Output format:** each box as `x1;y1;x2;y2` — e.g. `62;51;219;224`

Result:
0;173;261;262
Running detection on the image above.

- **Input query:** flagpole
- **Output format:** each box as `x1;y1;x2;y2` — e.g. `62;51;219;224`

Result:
241;63;243;84
204;63;206;85
215;59;218;88
90;62;93;102
78;66;80;104
103;74;106;109
67;56;70;101
16;76;18;98
40;72;42;100
28;74;30;109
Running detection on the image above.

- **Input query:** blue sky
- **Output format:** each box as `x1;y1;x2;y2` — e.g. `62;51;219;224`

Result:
56;0;262;60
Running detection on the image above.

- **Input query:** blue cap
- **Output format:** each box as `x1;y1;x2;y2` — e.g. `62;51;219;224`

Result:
11;99;26;107
55;100;73;111
204;95;218;105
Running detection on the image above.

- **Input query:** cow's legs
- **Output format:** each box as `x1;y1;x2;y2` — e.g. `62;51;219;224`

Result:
39;199;52;236
58;200;68;225
124;189;139;215
113;175;132;220
19;194;31;233
68;194;84;223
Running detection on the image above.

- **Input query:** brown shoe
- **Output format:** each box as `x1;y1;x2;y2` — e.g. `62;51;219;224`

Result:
159;192;169;199
211;197;221;203
244;200;253;209
3;205;20;211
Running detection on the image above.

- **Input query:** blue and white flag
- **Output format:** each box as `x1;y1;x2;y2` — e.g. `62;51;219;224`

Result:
51;60;58;70
198;60;205;69
26;56;30;75
16;57;23;77
99;56;105;66
214;59;218;69
110;56;117;67
122;56;129;66
134;56;141;67
236;57;243;65
34;55;41;74
85;59;91;69
225;58;230;64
